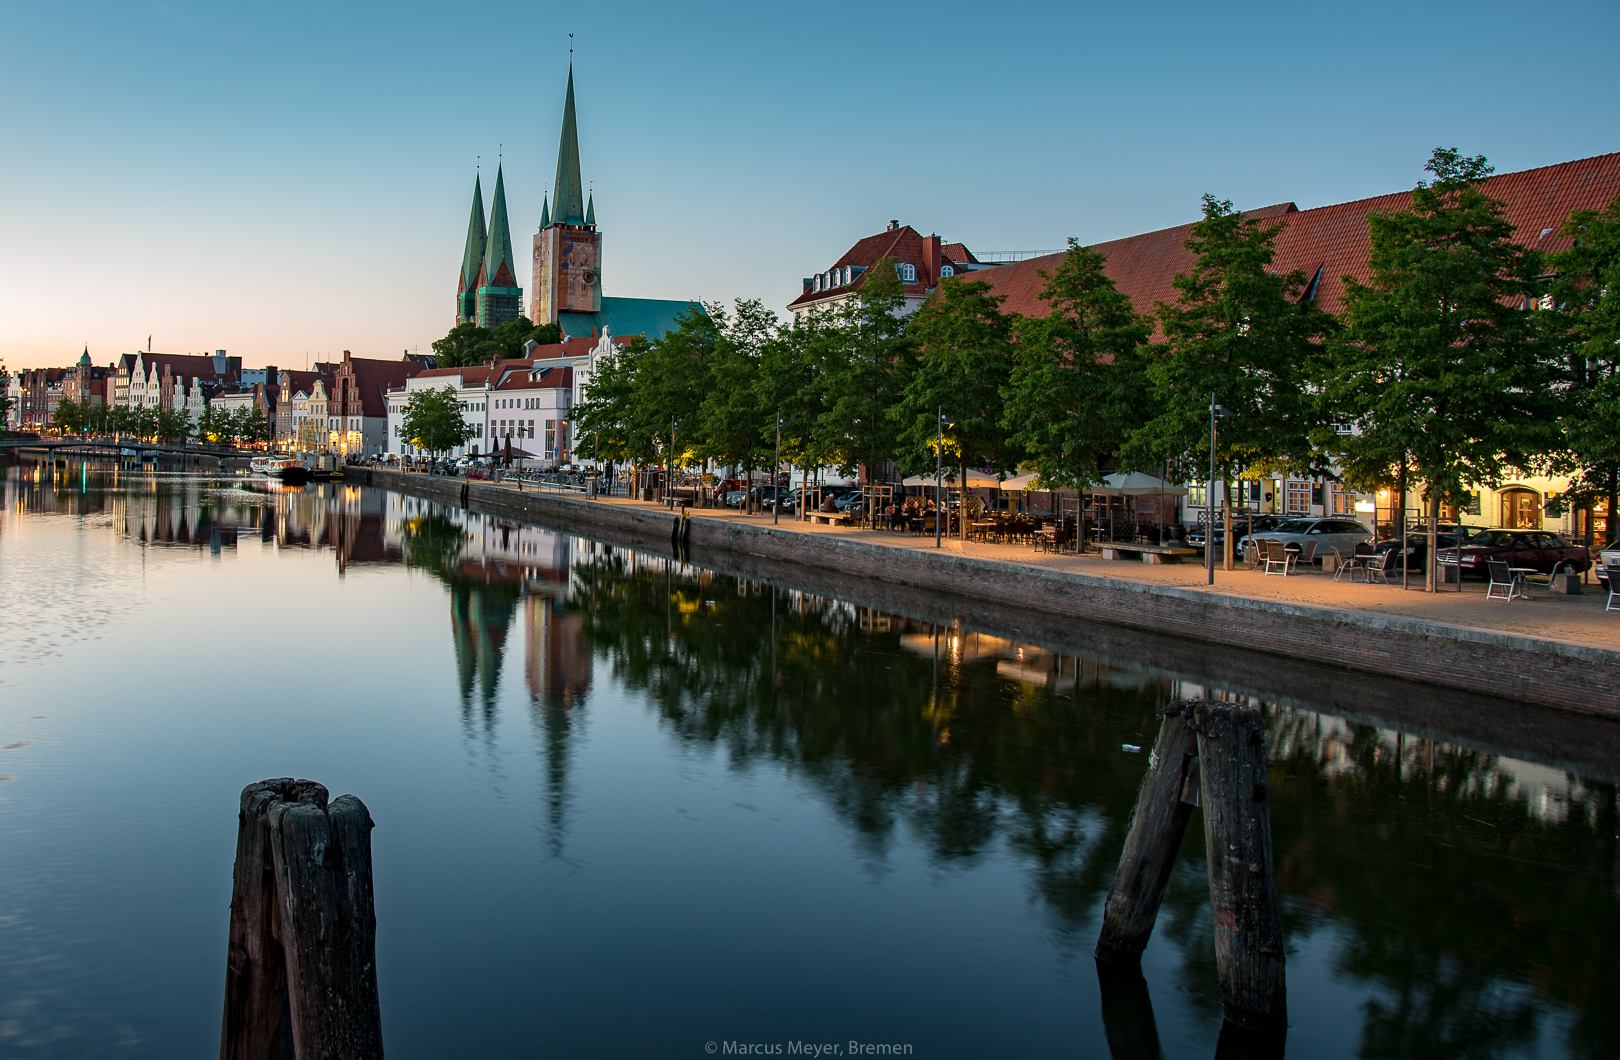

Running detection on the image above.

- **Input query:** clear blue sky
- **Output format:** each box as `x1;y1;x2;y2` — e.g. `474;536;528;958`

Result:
2;0;1616;370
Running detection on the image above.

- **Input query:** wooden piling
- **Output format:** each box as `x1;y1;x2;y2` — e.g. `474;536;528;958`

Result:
1191;701;1287;1030
1095;709;1200;962
221;778;383;1060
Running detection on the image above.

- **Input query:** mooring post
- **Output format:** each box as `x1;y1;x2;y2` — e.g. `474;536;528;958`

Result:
1095;707;1200;962
1191;701;1287;1030
1095;959;1164;1060
221;778;383;1060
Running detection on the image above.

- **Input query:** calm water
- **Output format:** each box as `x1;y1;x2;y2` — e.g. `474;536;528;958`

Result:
1;457;1617;1059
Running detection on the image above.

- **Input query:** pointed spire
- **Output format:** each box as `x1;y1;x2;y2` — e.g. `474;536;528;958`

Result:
540;191;551;229
459;173;487;292
482;164;517;288
552;65;585;225
585;191;595;226
79;345;91;366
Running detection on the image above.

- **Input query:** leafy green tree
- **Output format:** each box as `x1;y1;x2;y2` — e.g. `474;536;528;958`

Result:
813;260;915;485
157;406;190;442
51;399;84;434
403;385;475;457
636;306;720;474
699;300;778;501
757;312;832;491
492;318;564;360
195;402;222;444
238;406;269;447
896;276;1016;536
1329;148;1557;589
1122;195;1333;558
1004;239;1153;490
0;362;12;435
432;323;500;368
1548;194;1620;544
570;336;654;465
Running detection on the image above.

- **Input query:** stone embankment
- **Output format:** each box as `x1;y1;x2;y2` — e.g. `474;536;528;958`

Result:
359;466;1620;718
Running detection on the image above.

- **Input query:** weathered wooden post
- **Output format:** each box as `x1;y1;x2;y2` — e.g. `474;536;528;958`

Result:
221;778;383;1060
1095;700;1287;1035
1192;701;1286;1030
1095;958;1164;1060
1094;709;1200;962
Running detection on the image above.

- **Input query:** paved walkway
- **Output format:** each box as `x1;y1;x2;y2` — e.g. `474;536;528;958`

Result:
489;484;1620;653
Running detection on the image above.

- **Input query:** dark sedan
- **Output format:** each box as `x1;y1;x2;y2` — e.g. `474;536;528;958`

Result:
1435;529;1591;577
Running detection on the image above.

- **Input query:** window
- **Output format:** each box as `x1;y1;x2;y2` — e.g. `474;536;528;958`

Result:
1286;479;1311;515
897;262;917;283
940;264;954;278
1330;483;1356;516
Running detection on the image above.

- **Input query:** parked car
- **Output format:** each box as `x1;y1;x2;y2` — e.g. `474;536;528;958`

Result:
1374;524;1468;572
1188;514;1291;551
1596;540;1620;589
1244;518;1375;562
1435;529;1591;578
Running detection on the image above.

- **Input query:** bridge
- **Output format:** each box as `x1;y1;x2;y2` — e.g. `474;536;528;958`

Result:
0;437;252;459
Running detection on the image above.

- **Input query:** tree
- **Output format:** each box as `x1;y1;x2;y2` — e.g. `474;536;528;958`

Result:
51;399;84;435
1548;194;1620;546
1329;148;1557;590
0;361;12;435
402;385;475;458
493;318;564;360
237;406;269;448
1004;239;1153;490
1121;194;1333;565
814;261;915;487
157;406;190;443
698;300;778;502
432;323;500;368
570;336;653;464
896;276;1016;538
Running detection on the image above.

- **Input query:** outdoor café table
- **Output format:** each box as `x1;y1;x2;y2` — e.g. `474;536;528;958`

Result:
971;521;997;542
1034;527;1058;552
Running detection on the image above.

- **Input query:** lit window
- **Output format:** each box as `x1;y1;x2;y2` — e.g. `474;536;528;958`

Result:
940;264;954;278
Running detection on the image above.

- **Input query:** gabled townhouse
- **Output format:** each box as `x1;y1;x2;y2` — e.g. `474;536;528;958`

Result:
787;222;987;320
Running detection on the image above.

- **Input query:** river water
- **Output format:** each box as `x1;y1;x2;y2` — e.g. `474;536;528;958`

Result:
1;459;1616;1059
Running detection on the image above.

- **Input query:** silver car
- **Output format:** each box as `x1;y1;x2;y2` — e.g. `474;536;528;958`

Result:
1244;518;1374;562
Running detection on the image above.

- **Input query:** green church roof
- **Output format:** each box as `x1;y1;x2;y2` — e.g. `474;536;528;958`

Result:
539;191;551;229
460;174;486;291
551;66;586;226
481;164;517;288
78;346;92;366
556;297;704;341
585;191;595;226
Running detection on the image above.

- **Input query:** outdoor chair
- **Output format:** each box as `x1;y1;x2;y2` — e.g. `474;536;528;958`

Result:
1296;540;1319;568
1522;561;1567;594
1608;583;1620;613
1485;559;1525;601
1331;546;1368;583
1365;548;1401;585
1261;540;1295;576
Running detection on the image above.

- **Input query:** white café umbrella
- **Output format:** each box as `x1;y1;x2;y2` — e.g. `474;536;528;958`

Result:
1001;471;1041;491
902;470;1000;488
1100;472;1189;496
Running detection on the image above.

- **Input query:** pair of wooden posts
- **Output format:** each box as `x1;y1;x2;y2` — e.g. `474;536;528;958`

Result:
1097;700;1287;1033
220;778;383;1060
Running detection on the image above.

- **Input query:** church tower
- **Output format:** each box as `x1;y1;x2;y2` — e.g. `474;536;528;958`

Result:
476;164;522;328
531;65;602;327
456;174;487;325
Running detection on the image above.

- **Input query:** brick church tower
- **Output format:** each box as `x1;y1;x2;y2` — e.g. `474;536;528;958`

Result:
531;65;602;327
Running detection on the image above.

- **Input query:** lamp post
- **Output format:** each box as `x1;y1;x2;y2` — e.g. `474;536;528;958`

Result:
936;408;953;549
773;413;785;525
669;415;677;509
1206;393;1234;585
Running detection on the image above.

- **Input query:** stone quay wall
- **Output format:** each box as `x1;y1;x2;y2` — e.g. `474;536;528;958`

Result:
359;466;1620;717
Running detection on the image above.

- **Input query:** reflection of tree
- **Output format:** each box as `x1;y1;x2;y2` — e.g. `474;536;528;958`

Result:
571;548;1620;1059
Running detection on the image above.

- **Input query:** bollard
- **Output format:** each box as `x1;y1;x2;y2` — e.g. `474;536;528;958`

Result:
1191;702;1286;1030
1095;700;1287;1033
221;778;382;1060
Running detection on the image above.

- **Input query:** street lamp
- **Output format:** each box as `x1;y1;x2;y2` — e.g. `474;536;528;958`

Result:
1206;393;1234;585
936;408;954;549
773;413;785;525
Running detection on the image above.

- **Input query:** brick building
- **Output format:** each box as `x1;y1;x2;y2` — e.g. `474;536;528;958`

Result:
787;221;986;319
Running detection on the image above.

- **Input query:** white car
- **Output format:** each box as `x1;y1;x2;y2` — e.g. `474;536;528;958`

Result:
1245;518;1374;561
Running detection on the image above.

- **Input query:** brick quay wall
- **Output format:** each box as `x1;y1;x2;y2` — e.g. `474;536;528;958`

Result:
358;466;1620;722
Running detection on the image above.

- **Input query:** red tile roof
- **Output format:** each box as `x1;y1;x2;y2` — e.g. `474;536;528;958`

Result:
787;224;966;309
974;152;1620;325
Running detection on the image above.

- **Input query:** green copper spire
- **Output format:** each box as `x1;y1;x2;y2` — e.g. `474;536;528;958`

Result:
482;164;517;288
460;173;487;291
551;66;585;225
585;191;595;226
540;191;551;229
78;346;91;366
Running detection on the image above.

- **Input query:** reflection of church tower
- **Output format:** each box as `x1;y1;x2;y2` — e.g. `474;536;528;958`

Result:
523;595;591;705
531;65;602;328
450;585;516;722
456;174;487;325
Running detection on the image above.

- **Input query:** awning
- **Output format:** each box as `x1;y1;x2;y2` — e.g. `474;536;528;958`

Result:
900;471;1001;488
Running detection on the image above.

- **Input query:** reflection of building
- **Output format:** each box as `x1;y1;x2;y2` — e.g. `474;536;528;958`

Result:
524;595;589;704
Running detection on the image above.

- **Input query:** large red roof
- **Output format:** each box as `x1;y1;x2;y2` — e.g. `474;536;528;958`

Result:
974;152;1620;324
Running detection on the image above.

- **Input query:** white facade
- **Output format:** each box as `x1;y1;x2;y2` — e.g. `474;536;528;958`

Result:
387;362;576;462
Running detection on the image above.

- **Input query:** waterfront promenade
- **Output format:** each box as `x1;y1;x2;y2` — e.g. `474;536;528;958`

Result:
365;468;1620;714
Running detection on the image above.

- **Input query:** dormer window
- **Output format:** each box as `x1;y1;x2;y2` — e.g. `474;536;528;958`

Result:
897;262;917;283
939;264;954;278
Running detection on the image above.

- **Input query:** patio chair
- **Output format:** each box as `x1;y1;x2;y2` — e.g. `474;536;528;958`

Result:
1485;559;1525;601
1365;548;1401;585
1331;546;1365;583
1296;540;1319;568
1523;561;1567;595
1609;583;1620;612
1261;540;1294;576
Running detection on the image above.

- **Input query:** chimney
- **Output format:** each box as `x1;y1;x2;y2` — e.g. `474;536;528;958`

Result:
887;219;899;231
923;234;942;285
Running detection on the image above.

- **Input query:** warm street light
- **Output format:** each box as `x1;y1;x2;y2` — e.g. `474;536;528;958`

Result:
1207;393;1235;586
936;408;954;549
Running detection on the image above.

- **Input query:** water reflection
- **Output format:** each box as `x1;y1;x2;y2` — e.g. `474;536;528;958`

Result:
3;455;1617;1058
